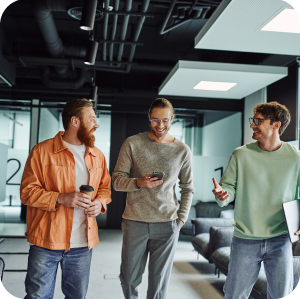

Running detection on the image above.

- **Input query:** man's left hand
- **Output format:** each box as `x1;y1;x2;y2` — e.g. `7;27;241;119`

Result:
85;200;102;217
178;219;184;228
295;229;300;242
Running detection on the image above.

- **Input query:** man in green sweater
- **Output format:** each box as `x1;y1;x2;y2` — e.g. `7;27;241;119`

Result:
212;101;300;299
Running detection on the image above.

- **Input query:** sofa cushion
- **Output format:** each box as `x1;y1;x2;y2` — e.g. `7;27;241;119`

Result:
293;242;300;256
220;209;234;219
195;202;234;218
211;247;231;275
193;218;233;236
209;227;234;263
191;233;210;260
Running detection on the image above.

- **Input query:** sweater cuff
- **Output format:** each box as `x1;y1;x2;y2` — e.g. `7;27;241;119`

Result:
134;179;142;190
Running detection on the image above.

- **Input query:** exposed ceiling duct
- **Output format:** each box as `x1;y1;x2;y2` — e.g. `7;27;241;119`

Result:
41;67;89;89
31;0;91;89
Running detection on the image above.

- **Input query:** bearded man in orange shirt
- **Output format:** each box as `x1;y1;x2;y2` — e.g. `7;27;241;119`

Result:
20;98;111;299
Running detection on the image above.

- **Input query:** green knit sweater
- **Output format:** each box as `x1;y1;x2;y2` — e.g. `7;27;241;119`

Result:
216;141;300;239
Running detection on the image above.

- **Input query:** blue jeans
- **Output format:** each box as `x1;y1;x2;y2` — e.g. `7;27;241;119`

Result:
24;245;92;299
224;234;293;299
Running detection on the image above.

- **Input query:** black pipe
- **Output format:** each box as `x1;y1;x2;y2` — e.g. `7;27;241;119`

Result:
63;44;87;58
110;0;120;62
117;0;133;63
103;0;110;61
31;0;70;75
126;0;151;72
41;67;88;89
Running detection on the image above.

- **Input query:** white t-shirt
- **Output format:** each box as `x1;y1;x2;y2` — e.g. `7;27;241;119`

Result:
64;141;89;248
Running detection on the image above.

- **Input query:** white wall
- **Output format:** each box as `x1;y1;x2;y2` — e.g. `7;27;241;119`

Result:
202;112;242;158
14;113;30;150
244;88;267;145
94;114;111;169
39;108;59;142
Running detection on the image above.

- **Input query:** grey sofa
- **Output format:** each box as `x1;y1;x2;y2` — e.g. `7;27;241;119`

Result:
181;201;234;236
191;218;233;262
210;226;300;299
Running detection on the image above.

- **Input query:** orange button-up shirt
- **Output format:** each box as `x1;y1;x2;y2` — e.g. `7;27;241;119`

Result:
20;131;111;250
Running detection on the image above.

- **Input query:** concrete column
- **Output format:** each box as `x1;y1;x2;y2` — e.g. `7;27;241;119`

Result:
243;88;267;145
29;99;40;151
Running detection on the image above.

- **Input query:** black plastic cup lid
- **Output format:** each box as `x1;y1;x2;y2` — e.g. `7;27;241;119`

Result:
79;185;94;192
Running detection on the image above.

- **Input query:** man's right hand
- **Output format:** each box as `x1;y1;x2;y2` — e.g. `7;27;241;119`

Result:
136;173;163;189
212;178;229;201
57;192;91;211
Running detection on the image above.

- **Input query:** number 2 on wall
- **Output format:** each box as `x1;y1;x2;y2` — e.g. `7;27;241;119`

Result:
6;158;21;185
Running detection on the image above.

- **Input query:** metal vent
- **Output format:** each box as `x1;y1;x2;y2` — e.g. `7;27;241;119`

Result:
68;7;104;21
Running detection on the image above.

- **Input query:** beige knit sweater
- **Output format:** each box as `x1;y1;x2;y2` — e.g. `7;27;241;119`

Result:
112;132;194;223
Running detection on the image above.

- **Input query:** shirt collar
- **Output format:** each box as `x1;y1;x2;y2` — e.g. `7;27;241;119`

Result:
53;131;96;157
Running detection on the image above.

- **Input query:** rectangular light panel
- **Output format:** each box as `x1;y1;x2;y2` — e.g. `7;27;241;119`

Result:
261;8;300;34
194;81;237;91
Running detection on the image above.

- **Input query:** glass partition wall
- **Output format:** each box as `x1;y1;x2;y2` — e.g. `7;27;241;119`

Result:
0;104;31;236
170;110;242;205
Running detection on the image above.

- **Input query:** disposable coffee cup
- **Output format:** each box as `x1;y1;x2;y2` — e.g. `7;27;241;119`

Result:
79;185;94;200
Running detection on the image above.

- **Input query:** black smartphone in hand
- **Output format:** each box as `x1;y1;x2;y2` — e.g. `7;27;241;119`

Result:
150;172;165;180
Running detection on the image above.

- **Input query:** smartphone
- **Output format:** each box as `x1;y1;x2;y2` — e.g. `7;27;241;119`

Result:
150;172;165;180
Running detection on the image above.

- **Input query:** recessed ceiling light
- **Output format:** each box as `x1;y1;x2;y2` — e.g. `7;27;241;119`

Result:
261;8;300;34
193;81;237;91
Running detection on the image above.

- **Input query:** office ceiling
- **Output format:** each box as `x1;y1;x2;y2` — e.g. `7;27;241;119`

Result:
159;60;287;99
0;0;297;108
195;0;300;56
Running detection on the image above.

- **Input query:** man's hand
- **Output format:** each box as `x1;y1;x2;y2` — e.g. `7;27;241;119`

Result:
85;200;102;217
295;229;300;242
57;192;91;211
178;219;184;228
212;178;229;201
136;173;163;189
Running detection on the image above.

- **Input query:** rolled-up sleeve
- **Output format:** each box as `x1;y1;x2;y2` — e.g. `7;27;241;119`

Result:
95;155;112;214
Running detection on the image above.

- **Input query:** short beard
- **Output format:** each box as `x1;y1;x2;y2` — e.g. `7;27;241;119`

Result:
150;123;170;139
77;121;96;148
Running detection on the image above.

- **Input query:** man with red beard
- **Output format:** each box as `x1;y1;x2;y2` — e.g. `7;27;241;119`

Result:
20;98;111;299
113;98;194;299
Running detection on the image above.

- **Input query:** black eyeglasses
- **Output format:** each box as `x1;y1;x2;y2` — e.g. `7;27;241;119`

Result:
249;117;278;126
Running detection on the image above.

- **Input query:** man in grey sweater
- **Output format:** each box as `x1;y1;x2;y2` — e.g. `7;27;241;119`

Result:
112;98;194;299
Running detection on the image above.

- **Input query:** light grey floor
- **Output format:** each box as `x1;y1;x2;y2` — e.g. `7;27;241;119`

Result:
1;230;226;299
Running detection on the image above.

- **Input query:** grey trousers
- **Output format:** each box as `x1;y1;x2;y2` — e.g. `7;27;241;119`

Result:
120;219;181;299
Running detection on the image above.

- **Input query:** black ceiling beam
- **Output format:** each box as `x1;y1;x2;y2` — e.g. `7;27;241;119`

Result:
0;86;243;112
5;55;136;68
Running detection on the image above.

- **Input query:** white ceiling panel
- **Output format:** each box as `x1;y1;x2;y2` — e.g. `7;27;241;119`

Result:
194;0;300;55
158;61;287;99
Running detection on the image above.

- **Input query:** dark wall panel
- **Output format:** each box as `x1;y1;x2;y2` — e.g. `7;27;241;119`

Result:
267;64;298;142
107;112;150;229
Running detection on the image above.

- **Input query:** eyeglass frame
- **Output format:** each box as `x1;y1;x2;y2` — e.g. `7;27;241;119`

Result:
249;117;278;126
149;117;173;124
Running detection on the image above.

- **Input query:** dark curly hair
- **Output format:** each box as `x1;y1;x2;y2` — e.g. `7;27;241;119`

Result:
253;101;291;136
